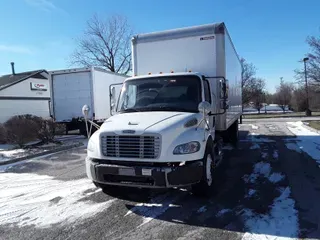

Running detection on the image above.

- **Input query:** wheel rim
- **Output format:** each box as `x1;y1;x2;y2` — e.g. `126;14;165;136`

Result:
206;154;213;186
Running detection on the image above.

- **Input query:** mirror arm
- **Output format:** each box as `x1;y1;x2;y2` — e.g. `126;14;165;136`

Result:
208;109;227;116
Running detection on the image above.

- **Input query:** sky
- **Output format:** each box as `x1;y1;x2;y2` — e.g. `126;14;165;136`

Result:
0;0;319;93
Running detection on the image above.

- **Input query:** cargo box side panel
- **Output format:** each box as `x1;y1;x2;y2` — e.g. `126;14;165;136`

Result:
92;69;126;120
225;30;242;129
52;71;93;122
134;34;217;77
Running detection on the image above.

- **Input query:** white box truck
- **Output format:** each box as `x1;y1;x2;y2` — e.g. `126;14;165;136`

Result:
85;22;242;196
49;67;126;135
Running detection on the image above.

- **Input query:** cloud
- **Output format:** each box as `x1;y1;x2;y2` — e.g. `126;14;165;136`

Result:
25;0;65;13
0;45;33;54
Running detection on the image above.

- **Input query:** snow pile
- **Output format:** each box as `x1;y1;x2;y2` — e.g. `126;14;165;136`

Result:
241;187;299;240
0;173;115;228
0;149;27;162
286;121;320;163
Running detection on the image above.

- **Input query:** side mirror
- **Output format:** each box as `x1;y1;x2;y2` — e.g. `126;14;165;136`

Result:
220;80;229;99
220;100;229;110
198;101;211;115
110;86;116;110
82;104;90;118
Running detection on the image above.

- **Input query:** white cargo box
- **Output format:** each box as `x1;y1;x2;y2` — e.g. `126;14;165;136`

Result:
49;67;126;122
131;22;242;131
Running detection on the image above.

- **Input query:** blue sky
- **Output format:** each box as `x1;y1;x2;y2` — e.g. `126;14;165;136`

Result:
0;0;319;93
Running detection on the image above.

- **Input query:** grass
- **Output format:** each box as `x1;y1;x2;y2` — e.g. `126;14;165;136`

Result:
304;120;320;131
243;111;320;119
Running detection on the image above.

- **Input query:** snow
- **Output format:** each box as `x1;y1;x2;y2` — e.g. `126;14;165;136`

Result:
268;173;285;183
0;149;28;162
243;162;284;185
251;124;259;130
243;162;272;184
197;206;207;213
124;191;185;227
0;173;115;228
250;144;260;150
272;150;278;159
286;121;320;163
245;189;257;198
216;209;231;217
241;187;299;240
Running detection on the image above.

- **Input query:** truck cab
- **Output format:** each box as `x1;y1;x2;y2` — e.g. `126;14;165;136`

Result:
86;71;228;196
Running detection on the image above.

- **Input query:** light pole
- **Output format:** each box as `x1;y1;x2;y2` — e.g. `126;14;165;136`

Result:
303;57;311;116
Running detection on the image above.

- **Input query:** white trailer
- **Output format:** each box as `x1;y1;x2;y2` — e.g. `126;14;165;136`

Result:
85;22;242;196
49;67;126;134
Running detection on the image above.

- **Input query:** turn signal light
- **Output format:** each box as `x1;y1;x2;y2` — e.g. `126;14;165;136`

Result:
170;70;174;73
148;72;152;75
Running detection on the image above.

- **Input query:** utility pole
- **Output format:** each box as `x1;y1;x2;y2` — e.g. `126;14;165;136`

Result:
303;57;311;116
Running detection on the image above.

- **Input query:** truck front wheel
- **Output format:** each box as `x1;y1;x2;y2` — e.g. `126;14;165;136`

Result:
191;145;215;197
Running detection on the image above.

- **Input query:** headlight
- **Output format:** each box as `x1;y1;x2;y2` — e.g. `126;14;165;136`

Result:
173;141;200;155
87;139;96;152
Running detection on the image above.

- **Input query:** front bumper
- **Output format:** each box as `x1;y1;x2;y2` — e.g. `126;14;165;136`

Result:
86;158;203;188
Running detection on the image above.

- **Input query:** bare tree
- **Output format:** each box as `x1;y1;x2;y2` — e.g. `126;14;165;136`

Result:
295;31;320;89
275;79;294;113
70;14;133;74
241;58;257;106
250;78;266;114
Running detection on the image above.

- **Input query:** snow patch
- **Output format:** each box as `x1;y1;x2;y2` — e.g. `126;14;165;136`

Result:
261;152;268;159
241;187;299;240
0;149;27;162
243;162;271;183
245;189;257;198
272;150;278;159
250;144;260;150
124;191;185;227
216;209;231;217
197;206;207;213
0;173;115;228
251;124;259;130
286;121;320;163
268;173;285;183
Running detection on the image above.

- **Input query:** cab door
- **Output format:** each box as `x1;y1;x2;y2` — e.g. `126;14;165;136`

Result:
203;78;215;135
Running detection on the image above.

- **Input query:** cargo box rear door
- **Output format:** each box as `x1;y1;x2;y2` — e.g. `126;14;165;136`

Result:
52;71;93;122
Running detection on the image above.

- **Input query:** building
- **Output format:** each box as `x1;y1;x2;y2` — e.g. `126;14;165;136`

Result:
0;63;51;123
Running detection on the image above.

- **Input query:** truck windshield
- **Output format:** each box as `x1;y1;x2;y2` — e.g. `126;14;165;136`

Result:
117;75;202;113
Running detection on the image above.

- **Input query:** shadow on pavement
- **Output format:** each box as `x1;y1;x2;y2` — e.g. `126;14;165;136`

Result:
107;131;320;239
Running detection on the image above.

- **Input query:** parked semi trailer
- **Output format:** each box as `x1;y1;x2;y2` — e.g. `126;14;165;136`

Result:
49;67;126;135
85;22;242;196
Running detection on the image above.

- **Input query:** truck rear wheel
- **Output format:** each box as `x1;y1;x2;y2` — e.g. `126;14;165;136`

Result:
191;145;215;197
229;120;239;146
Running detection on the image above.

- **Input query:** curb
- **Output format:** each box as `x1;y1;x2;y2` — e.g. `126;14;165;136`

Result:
0;142;84;166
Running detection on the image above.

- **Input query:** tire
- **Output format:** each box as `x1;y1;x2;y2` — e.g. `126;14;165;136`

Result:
191;144;215;197
230;120;239;146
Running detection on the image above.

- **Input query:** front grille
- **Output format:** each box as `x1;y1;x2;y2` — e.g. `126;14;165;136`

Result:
101;135;161;159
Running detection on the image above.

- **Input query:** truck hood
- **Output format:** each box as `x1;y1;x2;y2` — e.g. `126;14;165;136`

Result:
100;111;198;135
